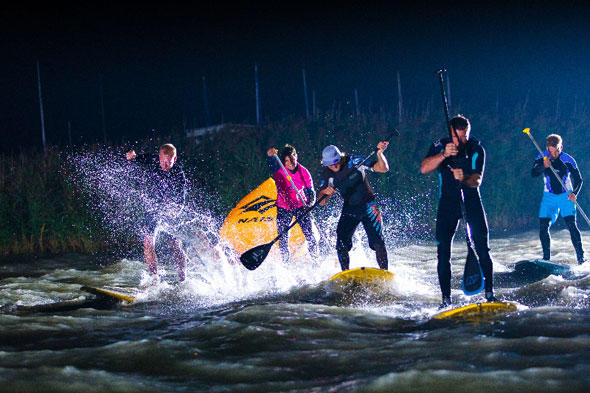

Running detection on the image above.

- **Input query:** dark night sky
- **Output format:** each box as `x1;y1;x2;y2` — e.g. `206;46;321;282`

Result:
1;1;590;150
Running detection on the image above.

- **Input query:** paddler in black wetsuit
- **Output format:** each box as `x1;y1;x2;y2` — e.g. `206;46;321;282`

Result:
420;115;496;307
126;143;188;283
318;141;390;271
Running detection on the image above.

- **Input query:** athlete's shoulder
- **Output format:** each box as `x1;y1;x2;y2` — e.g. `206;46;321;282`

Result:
432;137;451;148
560;152;579;169
467;137;482;147
465;138;484;156
298;163;310;174
298;163;313;180
348;154;365;167
560;152;576;163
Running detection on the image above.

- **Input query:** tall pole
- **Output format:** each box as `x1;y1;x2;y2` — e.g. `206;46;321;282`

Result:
354;88;360;117
67;120;72;146
36;61;47;153
302;68;309;118
255;63;261;125
99;74;106;144
445;72;452;109
396;70;403;123
202;76;211;126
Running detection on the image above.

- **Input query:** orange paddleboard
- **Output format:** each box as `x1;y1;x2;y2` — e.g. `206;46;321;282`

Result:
219;178;313;259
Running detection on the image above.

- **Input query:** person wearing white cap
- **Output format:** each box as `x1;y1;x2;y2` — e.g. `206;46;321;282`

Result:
317;141;390;271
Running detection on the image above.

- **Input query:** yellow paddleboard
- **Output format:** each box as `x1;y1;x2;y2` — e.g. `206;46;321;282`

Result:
219;178;311;259
81;286;138;303
432;301;518;320
329;267;394;283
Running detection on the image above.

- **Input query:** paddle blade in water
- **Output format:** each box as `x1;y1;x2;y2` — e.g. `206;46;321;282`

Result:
462;246;484;295
240;243;273;270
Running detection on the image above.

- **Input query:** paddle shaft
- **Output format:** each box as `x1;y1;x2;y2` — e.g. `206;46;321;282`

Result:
273;154;310;207
436;68;477;249
523;128;590;226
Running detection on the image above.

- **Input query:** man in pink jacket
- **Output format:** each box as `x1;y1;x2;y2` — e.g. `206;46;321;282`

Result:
267;144;318;263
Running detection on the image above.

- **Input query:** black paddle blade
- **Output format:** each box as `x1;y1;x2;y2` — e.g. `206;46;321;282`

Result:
462;246;484;295
240;242;273;270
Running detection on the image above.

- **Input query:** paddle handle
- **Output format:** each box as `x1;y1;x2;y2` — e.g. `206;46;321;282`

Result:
523;128;590;226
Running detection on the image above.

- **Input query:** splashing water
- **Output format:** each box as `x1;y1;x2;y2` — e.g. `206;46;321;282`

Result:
62;149;446;312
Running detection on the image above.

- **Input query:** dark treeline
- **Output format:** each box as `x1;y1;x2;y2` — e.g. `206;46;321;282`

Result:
1;108;590;257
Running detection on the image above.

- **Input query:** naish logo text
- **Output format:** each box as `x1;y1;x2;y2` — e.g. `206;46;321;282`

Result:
238;195;276;215
237;216;274;224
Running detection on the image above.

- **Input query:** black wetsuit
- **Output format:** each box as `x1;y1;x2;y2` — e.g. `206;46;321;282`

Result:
319;154;388;271
133;153;187;235
424;137;493;299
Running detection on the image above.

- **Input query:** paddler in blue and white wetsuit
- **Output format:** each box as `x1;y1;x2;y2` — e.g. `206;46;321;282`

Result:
317;141;390;271
531;133;585;264
126;143;188;282
420;115;496;308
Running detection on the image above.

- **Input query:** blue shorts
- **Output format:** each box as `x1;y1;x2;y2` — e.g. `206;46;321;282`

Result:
539;192;576;224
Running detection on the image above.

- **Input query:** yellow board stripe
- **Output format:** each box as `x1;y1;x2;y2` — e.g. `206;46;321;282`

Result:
329;267;394;282
81;286;136;302
433;302;518;319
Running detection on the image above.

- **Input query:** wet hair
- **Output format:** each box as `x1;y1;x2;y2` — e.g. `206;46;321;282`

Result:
449;114;471;133
546;134;562;148
159;143;177;157
280;144;297;163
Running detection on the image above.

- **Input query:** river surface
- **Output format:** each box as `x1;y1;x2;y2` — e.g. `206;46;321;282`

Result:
1;229;589;392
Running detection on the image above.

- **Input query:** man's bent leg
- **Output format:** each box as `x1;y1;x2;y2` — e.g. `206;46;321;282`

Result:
468;204;494;296
297;210;319;259
362;203;388;270
539;218;552;261
564;215;585;263
336;214;360;271
169;238;187;281
435;210;460;301
143;235;158;276
276;207;293;263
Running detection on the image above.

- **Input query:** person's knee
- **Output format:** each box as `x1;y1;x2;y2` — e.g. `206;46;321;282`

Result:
336;238;352;253
143;236;155;249
436;240;451;254
368;239;386;252
540;218;551;231
564;215;577;228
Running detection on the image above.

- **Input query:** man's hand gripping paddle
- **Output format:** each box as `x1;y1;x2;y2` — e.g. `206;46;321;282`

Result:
436;68;484;296
240;127;400;270
523;127;590;226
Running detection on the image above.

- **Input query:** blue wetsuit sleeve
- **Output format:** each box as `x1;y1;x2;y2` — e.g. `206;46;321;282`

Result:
567;162;583;195
267;156;280;174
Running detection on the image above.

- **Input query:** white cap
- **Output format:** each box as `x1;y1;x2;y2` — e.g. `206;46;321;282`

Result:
321;145;343;166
